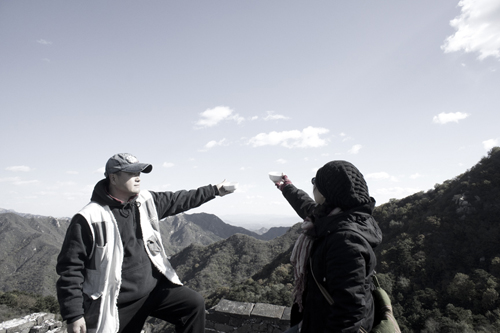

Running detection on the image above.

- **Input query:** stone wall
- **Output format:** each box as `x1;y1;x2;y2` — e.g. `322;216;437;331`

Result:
0;300;291;333
0;313;63;333
206;299;291;333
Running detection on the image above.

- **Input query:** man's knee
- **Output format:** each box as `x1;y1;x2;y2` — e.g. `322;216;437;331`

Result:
185;288;205;310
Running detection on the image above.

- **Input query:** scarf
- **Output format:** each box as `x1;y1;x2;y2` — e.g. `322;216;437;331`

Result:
290;207;342;311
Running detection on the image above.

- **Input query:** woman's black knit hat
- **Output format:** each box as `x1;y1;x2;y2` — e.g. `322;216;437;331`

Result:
315;160;370;210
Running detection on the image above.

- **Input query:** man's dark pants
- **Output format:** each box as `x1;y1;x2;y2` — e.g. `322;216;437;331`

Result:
118;278;205;333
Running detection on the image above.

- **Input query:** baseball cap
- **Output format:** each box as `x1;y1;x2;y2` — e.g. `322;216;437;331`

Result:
104;153;153;177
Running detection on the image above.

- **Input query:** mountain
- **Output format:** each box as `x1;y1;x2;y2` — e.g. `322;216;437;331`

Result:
258;226;291;241
0;213;68;296
170;147;500;331
0;210;287;296
0;208;69;221
170;222;301;306
3;148;500;332
371;147;500;332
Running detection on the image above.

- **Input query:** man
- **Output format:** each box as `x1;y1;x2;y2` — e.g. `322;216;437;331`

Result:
56;153;234;333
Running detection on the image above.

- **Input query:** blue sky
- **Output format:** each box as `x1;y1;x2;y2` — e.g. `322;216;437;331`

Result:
1;1;499;227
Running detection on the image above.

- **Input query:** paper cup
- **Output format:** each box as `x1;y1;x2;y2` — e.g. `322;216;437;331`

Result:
269;172;283;183
222;182;238;192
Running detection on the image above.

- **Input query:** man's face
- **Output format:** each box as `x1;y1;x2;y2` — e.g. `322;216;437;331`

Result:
111;171;141;198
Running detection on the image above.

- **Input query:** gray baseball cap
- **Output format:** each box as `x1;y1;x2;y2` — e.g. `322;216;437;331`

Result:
104;153;153;177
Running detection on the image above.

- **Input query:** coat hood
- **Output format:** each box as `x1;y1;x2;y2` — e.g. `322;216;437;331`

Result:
90;179;137;208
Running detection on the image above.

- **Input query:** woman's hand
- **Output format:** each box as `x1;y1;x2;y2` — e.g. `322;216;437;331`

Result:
276;175;293;191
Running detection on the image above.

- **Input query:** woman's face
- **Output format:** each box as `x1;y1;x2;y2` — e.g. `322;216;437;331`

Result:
313;185;326;204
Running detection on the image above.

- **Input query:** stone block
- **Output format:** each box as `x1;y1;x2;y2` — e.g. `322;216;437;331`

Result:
214;322;235;332
281;307;291;321
227;317;244;327
251;303;285;319
6;321;34;333
29;325;48;333
213;299;254;317
37;314;55;325
234;324;252;333
207;311;231;325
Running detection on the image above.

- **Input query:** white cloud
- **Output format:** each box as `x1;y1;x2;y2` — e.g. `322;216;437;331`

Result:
340;133;352;142
348;144;362;154
96;167;105;175
195;106;243;128
483;138;499;150
250;116;259;121
276;158;287;164
66;171;79;175
202;138;227;150
37;39;52;45
410;173;423;179
365;172;398;182
263;111;290;121
432;112;469;124
6;166;31;172
441;0;500;60
248;126;329;148
162;162;175;168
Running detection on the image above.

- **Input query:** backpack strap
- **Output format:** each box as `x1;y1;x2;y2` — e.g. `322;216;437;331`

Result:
309;259;334;306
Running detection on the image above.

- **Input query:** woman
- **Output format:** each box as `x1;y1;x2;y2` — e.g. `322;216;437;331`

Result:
277;161;382;332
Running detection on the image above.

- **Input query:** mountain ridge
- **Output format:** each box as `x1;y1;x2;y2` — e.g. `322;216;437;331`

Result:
0;210;288;296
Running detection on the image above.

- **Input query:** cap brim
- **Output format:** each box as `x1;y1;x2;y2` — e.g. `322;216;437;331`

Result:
121;163;153;174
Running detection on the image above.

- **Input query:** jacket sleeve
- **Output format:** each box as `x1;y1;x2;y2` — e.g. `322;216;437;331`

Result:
56;214;93;323
320;232;371;332
150;185;218;219
281;184;318;219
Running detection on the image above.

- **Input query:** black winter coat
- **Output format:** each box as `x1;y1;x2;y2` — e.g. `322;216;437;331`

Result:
56;179;218;323
283;184;383;333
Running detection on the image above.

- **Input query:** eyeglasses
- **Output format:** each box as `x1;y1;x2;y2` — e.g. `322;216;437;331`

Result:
311;177;316;185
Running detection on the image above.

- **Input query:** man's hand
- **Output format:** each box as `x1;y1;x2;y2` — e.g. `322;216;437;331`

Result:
67;317;87;333
216;180;236;196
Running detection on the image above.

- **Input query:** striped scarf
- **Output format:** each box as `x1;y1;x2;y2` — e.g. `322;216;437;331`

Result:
290;207;342;311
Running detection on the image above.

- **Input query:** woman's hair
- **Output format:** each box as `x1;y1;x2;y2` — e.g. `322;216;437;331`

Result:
314;160;370;214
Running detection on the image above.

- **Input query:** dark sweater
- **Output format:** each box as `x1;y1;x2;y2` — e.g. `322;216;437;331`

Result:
56;179;218;323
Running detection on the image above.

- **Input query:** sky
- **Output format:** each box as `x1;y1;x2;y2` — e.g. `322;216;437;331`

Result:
1;0;499;227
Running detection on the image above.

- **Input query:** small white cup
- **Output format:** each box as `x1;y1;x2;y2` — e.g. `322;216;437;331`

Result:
269;172;283;183
222;182;238;192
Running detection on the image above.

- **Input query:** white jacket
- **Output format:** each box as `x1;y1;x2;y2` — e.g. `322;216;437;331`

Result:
78;190;181;333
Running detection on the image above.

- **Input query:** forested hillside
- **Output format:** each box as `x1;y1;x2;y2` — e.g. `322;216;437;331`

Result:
170;147;500;332
372;147;500;332
170;223;301;307
0;214;67;296
2;148;500;333
0;210;285;296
